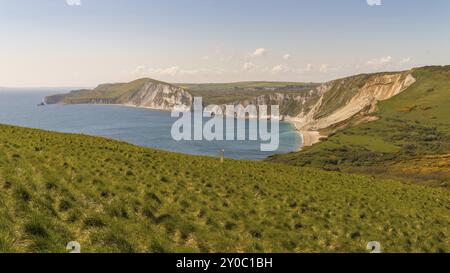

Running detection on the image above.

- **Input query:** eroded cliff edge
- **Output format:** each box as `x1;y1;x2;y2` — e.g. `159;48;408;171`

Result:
45;70;417;148
45;78;193;111
285;72;416;146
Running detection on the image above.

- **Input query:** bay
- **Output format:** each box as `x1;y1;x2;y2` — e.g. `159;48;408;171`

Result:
0;89;301;160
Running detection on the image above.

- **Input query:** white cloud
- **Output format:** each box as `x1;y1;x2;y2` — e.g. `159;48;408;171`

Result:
379;56;392;64
131;65;205;77
366;0;382;6
219;56;233;63
242;62;258;72
271;65;290;74
283;54;291;60
66;0;82;6
319;64;329;73
297;63;332;73
367;56;392;66
251;48;267;57
151;66;181;76
129;65;226;78
131;65;147;76
270;64;304;74
399;57;411;65
271;64;330;75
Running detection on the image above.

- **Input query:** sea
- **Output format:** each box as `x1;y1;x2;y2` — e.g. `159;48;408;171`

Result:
0;89;301;160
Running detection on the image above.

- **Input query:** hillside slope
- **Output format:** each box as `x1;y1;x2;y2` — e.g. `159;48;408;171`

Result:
45;78;193;111
45;71;416;135
268;66;450;185
45;80;320;117
0;124;449;253
286;71;416;145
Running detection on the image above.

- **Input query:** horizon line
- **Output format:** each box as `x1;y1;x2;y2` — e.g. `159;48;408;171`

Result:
2;64;447;89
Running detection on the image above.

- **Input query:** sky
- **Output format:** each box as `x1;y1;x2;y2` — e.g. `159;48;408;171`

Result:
0;0;449;87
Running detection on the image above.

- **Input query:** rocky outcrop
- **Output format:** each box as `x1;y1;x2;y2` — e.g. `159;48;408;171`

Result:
210;71;416;147
286;71;416;146
292;73;415;130
45;71;417;148
116;82;193;110
45;78;193;111
224;89;324;118
43;94;68;104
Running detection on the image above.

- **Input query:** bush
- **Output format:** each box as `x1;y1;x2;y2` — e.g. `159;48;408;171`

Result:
83;216;106;228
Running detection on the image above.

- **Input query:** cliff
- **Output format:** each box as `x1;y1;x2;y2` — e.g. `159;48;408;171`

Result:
45;78;193;111
45;71;417;146
205;71;416;146
285;71;416;146
266;65;450;184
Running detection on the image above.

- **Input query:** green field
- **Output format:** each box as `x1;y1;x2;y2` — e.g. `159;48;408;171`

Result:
3;66;450;253
268;66;450;185
45;78;176;104
46;80;318;107
180;82;318;105
0;124;449;253
178;81;316;92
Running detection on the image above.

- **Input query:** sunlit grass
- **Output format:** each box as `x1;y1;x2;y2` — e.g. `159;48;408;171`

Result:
0;123;448;253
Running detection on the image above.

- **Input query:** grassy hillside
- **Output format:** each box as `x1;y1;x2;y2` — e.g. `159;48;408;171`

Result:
179;81;315;92
45;78;173;104
46;79;318;106
180;82;318;105
0;124;449;253
268;66;450;185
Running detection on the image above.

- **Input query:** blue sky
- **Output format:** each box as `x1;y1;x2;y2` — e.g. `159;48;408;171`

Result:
1;0;449;87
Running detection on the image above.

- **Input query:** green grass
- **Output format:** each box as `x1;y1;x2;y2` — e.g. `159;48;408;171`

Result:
182;82;318;106
268;66;450;185
0;124;449;253
46;79;318;110
336;135;400;153
45;78;176;104
178;81;315;92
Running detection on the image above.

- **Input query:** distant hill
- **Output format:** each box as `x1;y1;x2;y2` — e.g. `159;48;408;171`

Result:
44;79;320;116
44;78;192;111
44;66;450;184
2;66;450;252
44;70;418;126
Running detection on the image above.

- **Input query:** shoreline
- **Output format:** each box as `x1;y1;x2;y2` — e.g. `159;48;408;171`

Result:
285;124;323;151
298;130;322;148
51;102;308;152
283;117;323;151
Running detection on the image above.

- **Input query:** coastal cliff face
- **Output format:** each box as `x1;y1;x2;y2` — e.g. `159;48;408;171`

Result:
217;71;416;145
45;71;417;146
117;81;193;110
224;89;324;119
45;78;193;111
285;71;417;145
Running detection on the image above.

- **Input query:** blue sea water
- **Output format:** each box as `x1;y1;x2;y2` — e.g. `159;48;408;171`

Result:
0;89;301;160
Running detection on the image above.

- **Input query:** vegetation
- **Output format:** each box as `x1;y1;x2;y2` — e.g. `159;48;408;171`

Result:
3;66;450;253
179;81;316;92
0;123;449;253
44;78;176;104
181;81;318;105
46;79;318;107
268;66;450;186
